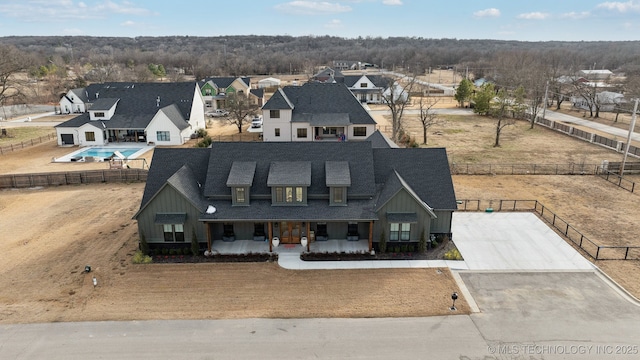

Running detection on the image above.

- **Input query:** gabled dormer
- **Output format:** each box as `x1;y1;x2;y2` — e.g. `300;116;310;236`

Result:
267;161;310;206
226;161;256;206
89;98;119;121
325;161;351;206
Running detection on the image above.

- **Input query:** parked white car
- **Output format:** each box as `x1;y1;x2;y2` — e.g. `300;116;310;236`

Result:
251;115;263;128
207;109;229;117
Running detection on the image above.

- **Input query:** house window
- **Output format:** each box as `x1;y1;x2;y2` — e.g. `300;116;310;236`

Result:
205;88;212;95
236;187;246;203
297;128;307;138
163;224;184;242
270;110;280;118
275;128;280;137
273;186;305;204
390;223;411;241
333;187;343;203
157;131;170;141
85;132;96;141
360;83;368;88
353;127;367;137
94;112;105;117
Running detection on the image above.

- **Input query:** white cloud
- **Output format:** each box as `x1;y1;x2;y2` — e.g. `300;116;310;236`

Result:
121;20;136;26
0;0;154;21
517;12;550;20
473;8;501;18
324;19;343;29
382;0;403;5
597;1;640;12
561;11;591;19
274;1;352;15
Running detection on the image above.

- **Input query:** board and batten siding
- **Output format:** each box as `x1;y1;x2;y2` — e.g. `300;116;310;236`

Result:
136;185;206;243
373;188;434;242
430;210;453;235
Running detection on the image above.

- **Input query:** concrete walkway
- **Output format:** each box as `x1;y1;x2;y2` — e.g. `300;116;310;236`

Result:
545;109;640;142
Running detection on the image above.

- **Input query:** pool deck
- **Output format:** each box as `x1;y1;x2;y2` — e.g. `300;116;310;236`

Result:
54;144;154;163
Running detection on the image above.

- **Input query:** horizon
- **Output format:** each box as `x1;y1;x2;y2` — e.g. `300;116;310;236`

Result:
0;1;639;41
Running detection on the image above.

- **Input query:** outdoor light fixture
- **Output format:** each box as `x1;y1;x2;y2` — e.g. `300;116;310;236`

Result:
450;292;458;311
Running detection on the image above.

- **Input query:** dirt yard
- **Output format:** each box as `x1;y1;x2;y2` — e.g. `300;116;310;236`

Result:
2;108;640;324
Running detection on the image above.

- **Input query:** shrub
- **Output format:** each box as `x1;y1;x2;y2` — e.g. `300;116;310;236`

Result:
169;248;177;256
378;231;387;254
400;244;408;253
161;247;169;255
191;228;200;256
139;231;149;255
444;248;464;261
418;230;427;253
196;128;208;138
132;250;153;264
195;136;212;148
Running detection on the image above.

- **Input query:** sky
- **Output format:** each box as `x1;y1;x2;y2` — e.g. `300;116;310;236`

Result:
0;0;639;41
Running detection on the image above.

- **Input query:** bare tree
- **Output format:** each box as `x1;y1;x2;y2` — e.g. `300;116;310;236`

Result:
491;88;517;147
225;91;259;133
573;80;600;118
417;97;444;145
381;75;415;142
0;45;31;111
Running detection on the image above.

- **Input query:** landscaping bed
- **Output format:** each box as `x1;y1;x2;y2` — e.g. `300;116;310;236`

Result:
152;252;278;263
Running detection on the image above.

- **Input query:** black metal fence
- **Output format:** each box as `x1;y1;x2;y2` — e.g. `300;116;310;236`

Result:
0;169;148;189
456;199;640;261
450;163;598;175
596;169;637;193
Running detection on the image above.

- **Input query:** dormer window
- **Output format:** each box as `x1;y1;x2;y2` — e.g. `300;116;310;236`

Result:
268;162;310;206
326;161;350;206
94;112;105;118
226;161;256;206
270;110;280;118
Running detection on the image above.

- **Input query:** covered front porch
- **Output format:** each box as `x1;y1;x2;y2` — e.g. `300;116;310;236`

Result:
211;238;370;255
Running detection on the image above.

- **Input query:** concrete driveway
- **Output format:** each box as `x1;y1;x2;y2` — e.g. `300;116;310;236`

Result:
452;212;594;271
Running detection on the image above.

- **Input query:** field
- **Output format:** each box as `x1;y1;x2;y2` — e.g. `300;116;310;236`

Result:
1;109;640;324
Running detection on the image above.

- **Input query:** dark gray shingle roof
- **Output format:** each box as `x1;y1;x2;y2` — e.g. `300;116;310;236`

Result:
325;161;351;186
226;161;257;187
262;82;376;125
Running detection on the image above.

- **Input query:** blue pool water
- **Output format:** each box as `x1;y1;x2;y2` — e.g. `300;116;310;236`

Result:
76;147;141;158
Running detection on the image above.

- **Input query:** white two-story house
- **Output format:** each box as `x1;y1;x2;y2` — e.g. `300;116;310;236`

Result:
261;82;377;142
55;82;206;146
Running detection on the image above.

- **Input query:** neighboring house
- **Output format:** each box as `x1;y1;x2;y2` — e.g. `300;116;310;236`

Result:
343;74;390;104
55;82;206;146
59;88;90;114
261;82;377;142
579;70;613;81
571;91;625;112
333;60;375;71
311;68;390;103
133;141;457;253
199;77;261;109
382;82;409;103
257;77;281;89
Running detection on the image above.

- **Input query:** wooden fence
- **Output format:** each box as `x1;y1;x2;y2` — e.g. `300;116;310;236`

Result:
456;199;640;261
0;169;148;188
0;133;57;155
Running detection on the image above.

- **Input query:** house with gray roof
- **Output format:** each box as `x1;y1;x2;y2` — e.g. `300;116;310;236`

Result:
55;82;206;146
311;68;391;104
261;82;378;142
133;141;456;254
199;77;264;109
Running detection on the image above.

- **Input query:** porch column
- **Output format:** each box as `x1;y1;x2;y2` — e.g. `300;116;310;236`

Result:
306;221;310;252
268;222;273;252
206;222;212;252
368;221;373;252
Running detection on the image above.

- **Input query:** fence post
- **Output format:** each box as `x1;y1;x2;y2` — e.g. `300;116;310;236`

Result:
552;214;556;226
565;223;569;236
625;247;630;260
595;247;600;260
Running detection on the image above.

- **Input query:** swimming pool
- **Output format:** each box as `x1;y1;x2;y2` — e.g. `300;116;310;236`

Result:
55;145;154;162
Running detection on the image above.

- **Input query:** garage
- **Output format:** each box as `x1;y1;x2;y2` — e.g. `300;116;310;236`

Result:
60;134;74;145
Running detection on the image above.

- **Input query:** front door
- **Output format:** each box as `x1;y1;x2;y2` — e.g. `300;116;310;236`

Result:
279;221;301;244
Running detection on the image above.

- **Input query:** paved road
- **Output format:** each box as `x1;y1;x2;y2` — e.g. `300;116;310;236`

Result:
2;270;638;359
544;109;640;142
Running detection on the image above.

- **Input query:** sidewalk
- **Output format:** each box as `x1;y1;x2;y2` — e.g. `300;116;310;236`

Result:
545;109;640;142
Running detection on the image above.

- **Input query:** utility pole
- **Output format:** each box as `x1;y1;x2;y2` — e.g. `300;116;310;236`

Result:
620;98;639;177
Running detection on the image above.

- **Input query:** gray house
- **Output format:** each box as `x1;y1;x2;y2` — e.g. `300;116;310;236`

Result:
133;140;457;253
